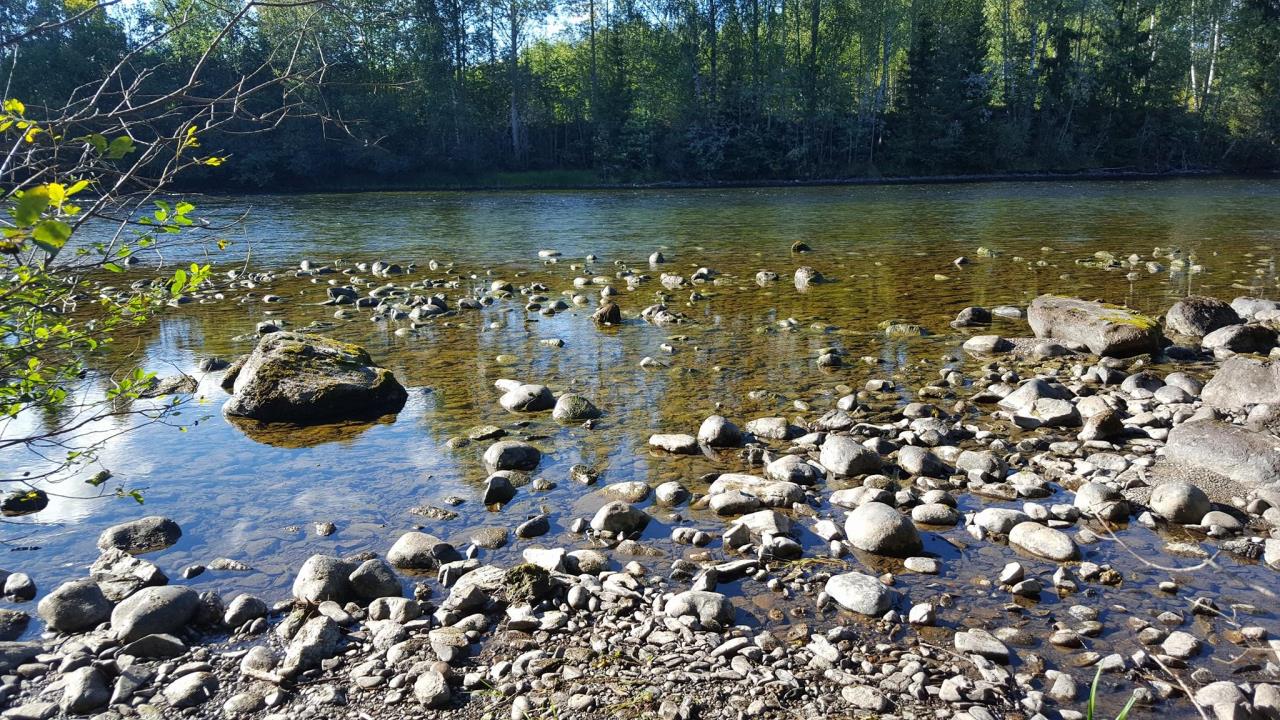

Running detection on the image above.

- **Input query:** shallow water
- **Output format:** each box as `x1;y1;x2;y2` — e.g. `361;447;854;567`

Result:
5;178;1280;713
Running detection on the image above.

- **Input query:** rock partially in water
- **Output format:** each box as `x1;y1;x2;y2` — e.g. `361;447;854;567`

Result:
697;415;741;447
590;501;649;534
1073;482;1129;522
1165;296;1240;337
90;548;168;601
824;572;894;616
648;433;699;454
223;332;407;423
387;532;460;571
292;555;355;604
707;474;803;507
552;393;601;421
1008;522;1078;562
1027;295;1162;357
845;502;923;557
37;579;111;633
499;383;554;412
1165;419;1280;488
592;301;621;324
483;440;541;471
97;516;182;555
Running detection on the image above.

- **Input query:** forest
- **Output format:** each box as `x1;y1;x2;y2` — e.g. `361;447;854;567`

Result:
4;0;1278;188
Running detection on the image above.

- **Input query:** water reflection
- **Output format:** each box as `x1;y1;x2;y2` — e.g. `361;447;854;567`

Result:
0;180;1277;715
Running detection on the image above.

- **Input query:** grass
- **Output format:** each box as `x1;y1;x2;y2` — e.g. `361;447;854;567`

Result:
1087;666;1139;720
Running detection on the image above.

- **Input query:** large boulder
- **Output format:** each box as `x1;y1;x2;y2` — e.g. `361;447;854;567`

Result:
1165;419;1280;488
1027;295;1162;357
1201;324;1277;355
223;332;407;423
1165;296;1240;338
1202;356;1280;410
844;502;923;557
292;555;355;604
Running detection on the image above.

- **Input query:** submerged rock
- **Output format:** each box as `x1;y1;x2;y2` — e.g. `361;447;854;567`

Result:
1027;295;1162;357
223;332;407;423
97;516;181;555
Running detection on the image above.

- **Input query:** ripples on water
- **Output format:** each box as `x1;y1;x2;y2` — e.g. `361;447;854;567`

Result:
3;179;1279;713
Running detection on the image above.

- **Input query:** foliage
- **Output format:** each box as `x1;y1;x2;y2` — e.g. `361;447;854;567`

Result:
5;0;1270;187
0;0;336;494
1086;666;1139;720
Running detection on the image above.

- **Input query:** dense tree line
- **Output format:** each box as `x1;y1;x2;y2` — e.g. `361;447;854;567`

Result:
4;0;1278;187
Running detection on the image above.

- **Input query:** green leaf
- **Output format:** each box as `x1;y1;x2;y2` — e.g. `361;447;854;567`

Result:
105;136;135;160
86;470;112;487
13;187;51;225
32;220;72;256
170;268;188;296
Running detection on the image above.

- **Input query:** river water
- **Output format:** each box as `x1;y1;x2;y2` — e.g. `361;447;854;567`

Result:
4;178;1280;712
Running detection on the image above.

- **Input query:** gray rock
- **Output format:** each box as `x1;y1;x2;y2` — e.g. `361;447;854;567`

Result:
481;473;517;505
954;629;1010;662
414;669;451;708
483;440;541;471
764;455;823;485
912;503;960;526
1202;356;1280;410
825;572;894;616
1027;295;1162;357
845;502;923;556
1202;323;1277;354
37;580;111;633
1073;482;1129;522
349;559;401;600
163;671;218;708
110;585;200;642
1149;481;1212;523
648;433;699;454
1232;297;1280;320
552;393;601;421
707;474;804;507
96;516;182;554
897;446;950;478
962;335;1013;354
61;666;109;714
282;616;341;676
223;594;268;628
590;501;649;534
663;591;734;630
500;384;554;412
120;633;187;658
1166;419;1280;488
223;332;407;423
744;417;796;441
819;436;881;476
974;508;1030;535
90;548;167;601
292;555;355;603
1008;522;1078;562
386;533;460;571
697;415;741;447
1166;296;1240;337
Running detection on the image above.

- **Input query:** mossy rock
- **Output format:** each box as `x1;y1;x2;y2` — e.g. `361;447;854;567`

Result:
501;563;555;603
223;332;407;424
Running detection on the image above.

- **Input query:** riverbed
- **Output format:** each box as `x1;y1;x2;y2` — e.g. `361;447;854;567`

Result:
4;178;1280;715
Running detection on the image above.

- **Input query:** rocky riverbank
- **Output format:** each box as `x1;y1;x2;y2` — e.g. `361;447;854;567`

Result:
7;251;1280;720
